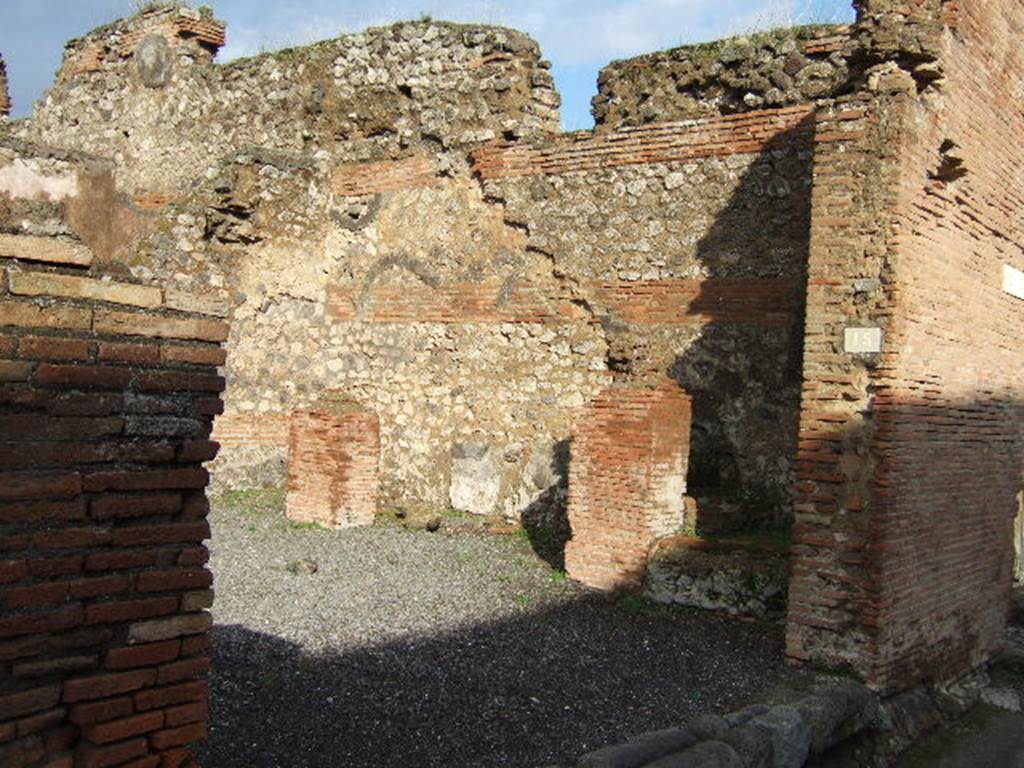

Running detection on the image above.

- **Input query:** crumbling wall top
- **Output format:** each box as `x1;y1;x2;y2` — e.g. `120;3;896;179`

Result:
592;24;853;128
58;3;225;81
24;16;560;195
0;53;10;119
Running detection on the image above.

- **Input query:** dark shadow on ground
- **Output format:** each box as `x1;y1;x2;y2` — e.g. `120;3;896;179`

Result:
196;597;804;768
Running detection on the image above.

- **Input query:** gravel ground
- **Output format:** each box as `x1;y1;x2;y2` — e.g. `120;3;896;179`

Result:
196;491;803;768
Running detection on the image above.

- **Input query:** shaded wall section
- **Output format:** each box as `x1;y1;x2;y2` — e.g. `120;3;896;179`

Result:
179;104;816;532
0;143;223;767
479;106;816;528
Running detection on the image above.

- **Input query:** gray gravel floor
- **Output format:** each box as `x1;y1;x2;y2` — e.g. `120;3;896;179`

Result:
196;491;802;768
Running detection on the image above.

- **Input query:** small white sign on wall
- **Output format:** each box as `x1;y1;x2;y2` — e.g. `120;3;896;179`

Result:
1003;264;1024;301
844;327;883;354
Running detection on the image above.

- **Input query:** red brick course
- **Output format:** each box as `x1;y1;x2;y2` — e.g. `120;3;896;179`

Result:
327;277;803;326
472;105;817;180
332;156;438;196
565;381;692;590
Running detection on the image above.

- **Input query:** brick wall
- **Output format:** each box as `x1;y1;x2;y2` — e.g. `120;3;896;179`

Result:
286;405;380;529
473;106;815;180
565;382;692;590
787;0;1024;692
0;245;225;764
785;94;900;682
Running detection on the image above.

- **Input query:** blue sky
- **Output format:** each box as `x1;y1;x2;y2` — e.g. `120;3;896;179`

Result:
0;0;855;129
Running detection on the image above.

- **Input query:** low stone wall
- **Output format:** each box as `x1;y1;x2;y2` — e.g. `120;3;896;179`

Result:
644;535;787;621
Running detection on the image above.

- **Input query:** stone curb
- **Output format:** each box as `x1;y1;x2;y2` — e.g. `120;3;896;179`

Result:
571;681;880;768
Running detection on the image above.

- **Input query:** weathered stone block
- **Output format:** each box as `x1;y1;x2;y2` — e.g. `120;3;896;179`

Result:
136;34;173;88
578;728;697;768
0;234;93;267
449;442;503;515
645;740;744;768
748;706;810;768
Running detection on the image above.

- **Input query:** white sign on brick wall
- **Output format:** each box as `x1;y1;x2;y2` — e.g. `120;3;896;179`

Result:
844;327;883;354
1003;264;1024;301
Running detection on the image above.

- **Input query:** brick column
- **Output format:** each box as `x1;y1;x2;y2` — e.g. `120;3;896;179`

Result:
784;94;903;683
788;0;1024;692
565;381;692;590
286;404;380;528
0;253;226;767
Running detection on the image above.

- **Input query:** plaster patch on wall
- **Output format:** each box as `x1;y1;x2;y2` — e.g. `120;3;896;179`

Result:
0;159;80;200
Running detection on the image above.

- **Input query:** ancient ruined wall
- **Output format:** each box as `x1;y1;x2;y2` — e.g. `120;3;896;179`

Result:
22;11;560;196
477;107;815;528
0;141;222;768
182;103;815;528
13;8;821;531
787;0;1024;693
197;153;609;517
593;25;853;128
0;54;10;119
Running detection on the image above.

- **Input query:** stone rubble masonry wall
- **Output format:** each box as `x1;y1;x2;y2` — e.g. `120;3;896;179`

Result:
0;54;10;119
787;0;1024;694
592;25;854;129
206;99;812;527
0;142;222;766
286;406;380;529
565;381;692;590
472;105;817;527
23;15;561;196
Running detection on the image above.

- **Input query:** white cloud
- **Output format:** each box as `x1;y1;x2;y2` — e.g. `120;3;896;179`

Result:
216;0;851;67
